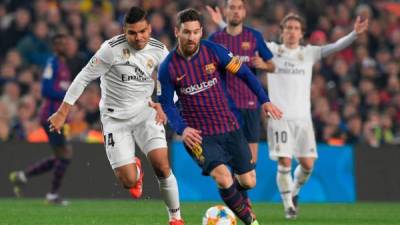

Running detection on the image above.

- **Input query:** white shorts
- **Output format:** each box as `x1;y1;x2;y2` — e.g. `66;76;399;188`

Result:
267;118;317;160
101;106;167;169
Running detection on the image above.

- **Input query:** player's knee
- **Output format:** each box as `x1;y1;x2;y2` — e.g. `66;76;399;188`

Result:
153;164;171;178
301;163;314;171
214;175;233;189
55;146;73;159
240;176;256;189
278;157;291;167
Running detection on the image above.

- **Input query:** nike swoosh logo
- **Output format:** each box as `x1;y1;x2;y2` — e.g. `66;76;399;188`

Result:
176;74;186;81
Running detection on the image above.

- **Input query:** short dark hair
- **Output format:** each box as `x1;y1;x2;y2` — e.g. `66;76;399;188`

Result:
176;8;202;27
51;33;68;45
225;0;246;6
124;6;148;25
280;13;306;33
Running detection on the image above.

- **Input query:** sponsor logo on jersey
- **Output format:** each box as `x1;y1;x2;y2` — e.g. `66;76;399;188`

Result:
241;41;251;50
180;77;218;95
121;66;150;81
204;63;216;74
122;48;130;60
89;56;99;67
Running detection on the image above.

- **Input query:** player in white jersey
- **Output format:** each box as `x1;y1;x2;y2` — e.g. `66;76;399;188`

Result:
207;10;368;220
47;7;184;225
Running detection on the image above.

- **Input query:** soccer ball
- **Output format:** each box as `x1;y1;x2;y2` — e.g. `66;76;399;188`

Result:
202;205;237;225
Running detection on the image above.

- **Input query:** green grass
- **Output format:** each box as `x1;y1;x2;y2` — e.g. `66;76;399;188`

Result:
0;198;399;225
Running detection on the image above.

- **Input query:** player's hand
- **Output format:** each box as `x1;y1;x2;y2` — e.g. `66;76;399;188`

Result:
182;127;202;149
354;16;369;35
48;111;67;134
149;101;167;125
261;102;283;120
205;5;223;25
251;52;275;72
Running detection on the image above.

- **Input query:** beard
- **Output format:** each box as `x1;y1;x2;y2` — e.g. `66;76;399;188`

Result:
182;42;199;56
228;17;243;27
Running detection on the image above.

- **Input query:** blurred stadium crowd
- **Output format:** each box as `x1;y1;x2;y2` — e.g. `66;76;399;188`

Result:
0;0;399;147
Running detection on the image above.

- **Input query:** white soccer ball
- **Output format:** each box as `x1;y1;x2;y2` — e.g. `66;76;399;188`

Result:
202;205;237;225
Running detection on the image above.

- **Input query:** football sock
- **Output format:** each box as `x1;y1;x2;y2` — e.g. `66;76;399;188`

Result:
158;172;181;220
233;176;250;207
277;165;294;210
292;165;312;197
25;156;56;177
51;158;71;194
219;183;254;225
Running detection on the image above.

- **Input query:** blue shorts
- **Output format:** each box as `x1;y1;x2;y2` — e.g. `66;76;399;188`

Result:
184;129;255;176
42;123;66;148
239;108;261;143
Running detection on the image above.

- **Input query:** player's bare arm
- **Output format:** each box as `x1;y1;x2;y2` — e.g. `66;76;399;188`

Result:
48;102;73;133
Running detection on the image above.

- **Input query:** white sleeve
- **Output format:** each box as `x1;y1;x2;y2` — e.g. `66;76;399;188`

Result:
157;46;169;71
63;42;113;105
308;45;323;63
321;31;357;58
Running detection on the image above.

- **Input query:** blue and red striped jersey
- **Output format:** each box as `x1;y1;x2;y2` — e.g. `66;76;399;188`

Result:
209;26;273;109
39;56;72;124
158;40;269;136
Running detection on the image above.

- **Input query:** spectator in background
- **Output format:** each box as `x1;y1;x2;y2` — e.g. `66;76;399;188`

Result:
0;81;20;120
0;0;398;147
0;7;31;57
17;20;52;68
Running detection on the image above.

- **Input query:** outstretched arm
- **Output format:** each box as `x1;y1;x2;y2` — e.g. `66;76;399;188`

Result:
205;5;226;29
321;16;369;58
48;43;113;133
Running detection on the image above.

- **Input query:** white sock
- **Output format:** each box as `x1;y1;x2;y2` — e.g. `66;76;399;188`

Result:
158;171;181;221
277;165;294;210
292;165;312;197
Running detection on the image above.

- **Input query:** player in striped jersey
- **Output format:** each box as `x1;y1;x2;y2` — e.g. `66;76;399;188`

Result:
9;34;72;205
207;10;369;219
47;7;184;225
158;9;282;225
208;0;275;164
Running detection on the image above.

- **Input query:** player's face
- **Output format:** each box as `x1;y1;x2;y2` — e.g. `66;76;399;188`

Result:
175;21;202;56
124;20;151;50
281;19;303;47
54;37;68;57
225;0;246;27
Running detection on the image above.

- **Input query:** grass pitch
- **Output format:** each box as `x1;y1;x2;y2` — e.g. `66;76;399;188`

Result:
0;198;399;225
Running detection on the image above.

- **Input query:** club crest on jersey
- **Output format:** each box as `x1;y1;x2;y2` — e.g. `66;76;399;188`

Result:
146;59;154;69
241;41;251;50
297;53;304;61
122;48;130;60
277;47;284;57
204;63;216;74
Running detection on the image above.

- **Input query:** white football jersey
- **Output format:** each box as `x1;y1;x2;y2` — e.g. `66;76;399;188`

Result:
266;42;322;120
64;35;169;119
